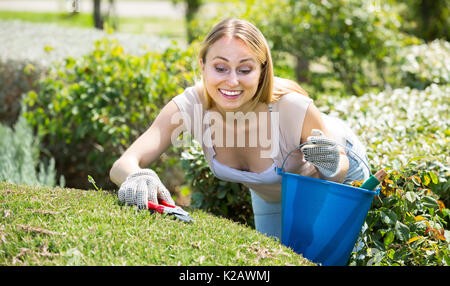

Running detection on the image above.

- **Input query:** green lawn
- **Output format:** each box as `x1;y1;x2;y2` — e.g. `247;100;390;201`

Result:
0;181;314;266
0;10;186;41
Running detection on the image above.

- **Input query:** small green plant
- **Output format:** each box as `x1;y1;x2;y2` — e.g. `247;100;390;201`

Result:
0;115;61;187
87;175;102;193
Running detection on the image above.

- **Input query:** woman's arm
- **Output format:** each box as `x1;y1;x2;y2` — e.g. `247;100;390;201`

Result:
109;100;184;186
301;103;349;183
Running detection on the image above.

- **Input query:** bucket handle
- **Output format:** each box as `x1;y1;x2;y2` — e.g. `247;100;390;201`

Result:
280;141;373;177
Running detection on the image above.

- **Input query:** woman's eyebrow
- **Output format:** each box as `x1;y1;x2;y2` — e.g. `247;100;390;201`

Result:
213;56;256;63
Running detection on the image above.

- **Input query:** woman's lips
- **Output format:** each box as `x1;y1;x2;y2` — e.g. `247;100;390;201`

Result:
219;88;243;99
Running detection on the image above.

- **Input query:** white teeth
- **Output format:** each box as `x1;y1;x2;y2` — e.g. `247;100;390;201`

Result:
220;89;242;96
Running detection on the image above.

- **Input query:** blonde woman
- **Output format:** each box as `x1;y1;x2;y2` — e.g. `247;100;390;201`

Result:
109;18;369;239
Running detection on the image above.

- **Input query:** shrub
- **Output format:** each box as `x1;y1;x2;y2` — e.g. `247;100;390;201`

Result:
22;37;197;190
0;115;60;187
0;60;44;127
350;168;449;266
0;19;173;127
397;40;450;89
318;84;449;193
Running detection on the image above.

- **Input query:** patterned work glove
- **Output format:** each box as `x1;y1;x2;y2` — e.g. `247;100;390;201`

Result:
301;129;341;178
118;169;175;210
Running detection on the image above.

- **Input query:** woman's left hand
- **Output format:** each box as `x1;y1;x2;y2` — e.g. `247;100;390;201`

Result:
301;129;341;178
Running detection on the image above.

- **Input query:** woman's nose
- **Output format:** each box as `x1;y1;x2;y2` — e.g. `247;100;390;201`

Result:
226;71;239;87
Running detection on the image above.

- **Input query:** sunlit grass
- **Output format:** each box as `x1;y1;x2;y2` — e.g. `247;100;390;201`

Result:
0;181;314;266
0;10;186;41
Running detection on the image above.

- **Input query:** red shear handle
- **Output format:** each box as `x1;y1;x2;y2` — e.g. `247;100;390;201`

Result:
147;201;165;214
159;200;176;208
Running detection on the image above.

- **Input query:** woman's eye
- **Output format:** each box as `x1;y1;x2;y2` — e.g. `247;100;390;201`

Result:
215;66;228;73
238;69;252;74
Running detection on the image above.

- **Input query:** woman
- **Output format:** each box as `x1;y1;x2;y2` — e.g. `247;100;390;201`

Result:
109;18;370;239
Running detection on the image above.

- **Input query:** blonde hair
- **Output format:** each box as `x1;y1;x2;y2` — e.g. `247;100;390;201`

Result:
198;18;308;109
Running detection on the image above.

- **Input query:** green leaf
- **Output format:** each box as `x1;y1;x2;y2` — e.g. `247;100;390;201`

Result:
423;174;431;186
394;221;410;241
384;231;395;246
411;176;421;186
217;188;227;199
428;171;439;184
381;209;397;226
405;191;417;203
421;196;439;209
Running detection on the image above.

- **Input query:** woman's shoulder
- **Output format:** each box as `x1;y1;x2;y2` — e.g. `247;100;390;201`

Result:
193;82;203;97
172;83;200;100
171;82;205;113
272;91;313;109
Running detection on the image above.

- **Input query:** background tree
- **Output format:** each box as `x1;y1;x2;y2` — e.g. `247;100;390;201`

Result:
172;0;204;43
396;0;449;42
93;0;118;30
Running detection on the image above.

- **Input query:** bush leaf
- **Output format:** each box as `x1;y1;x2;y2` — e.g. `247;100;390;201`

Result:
395;221;410;241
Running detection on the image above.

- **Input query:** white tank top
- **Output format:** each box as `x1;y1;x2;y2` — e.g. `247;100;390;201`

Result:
212;158;281;184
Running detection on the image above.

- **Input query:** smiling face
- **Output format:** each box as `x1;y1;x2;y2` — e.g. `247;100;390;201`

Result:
200;36;262;113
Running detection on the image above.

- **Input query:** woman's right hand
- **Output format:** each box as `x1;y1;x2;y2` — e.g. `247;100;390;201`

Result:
118;169;175;209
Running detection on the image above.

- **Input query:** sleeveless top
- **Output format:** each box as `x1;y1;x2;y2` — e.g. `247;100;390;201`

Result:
171;86;361;202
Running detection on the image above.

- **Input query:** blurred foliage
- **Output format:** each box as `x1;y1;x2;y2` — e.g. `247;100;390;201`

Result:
394;39;450;89
0;60;44;127
319;83;449;203
0;19;172;129
395;0;449;42
171;0;203;43
0;115;60;187
22;38;197;190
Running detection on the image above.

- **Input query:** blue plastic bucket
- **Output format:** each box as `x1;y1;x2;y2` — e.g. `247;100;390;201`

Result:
277;144;379;266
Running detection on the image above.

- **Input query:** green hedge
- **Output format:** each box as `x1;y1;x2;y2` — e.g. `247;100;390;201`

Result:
318;84;449;265
0;19;171;128
0;60;44;127
22;38;197;190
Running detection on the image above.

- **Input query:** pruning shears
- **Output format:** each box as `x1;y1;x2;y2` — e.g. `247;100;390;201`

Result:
147;199;195;223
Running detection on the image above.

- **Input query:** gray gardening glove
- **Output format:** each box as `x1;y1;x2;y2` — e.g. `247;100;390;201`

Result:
118;169;175;210
301;129;341;178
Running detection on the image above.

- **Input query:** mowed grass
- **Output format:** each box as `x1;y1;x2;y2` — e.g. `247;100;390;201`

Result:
0;182;314;266
0;10;186;41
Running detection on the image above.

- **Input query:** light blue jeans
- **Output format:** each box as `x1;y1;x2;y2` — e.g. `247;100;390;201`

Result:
250;140;370;240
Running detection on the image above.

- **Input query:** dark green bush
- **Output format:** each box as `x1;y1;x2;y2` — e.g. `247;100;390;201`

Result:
22;38;197;190
0;60;44;127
